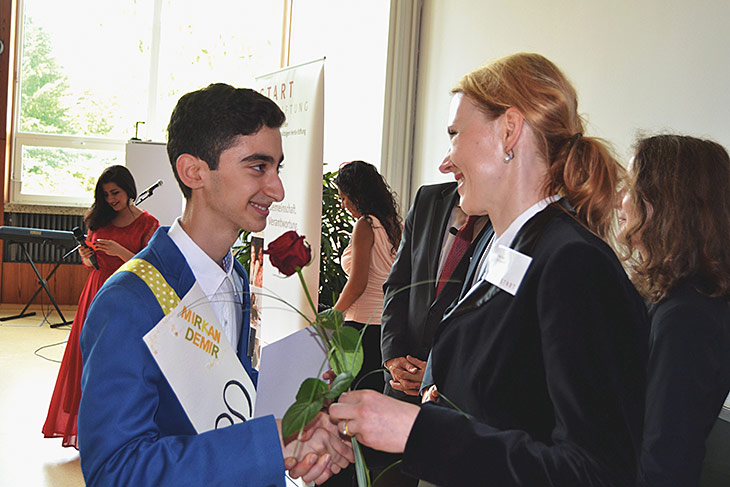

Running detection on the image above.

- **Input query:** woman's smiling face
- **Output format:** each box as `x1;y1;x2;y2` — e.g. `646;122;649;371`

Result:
440;93;505;216
102;182;129;212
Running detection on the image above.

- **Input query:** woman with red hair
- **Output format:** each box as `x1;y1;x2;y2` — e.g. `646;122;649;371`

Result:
330;53;648;486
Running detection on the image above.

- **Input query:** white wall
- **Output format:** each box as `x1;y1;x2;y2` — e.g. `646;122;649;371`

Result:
412;0;730;193
288;0;390;172
125;141;184;227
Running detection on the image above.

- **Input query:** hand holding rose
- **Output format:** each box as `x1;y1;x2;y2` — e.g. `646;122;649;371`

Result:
329;390;420;454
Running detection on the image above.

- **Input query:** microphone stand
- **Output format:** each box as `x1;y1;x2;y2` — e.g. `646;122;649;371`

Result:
135;191;154;205
63;245;81;260
135;181;162;205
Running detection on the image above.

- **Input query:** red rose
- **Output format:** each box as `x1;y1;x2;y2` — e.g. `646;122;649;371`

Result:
264;231;312;276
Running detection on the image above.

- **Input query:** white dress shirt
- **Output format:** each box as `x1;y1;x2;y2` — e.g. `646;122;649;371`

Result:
168;219;243;350
471;195;560;288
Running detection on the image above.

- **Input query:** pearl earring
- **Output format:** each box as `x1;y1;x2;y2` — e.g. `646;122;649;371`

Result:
504;149;514;163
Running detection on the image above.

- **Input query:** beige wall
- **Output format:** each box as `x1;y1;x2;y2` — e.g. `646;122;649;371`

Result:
411;0;730;195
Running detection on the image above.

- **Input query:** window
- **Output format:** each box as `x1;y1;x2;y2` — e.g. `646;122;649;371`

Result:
11;0;284;206
288;0;390;173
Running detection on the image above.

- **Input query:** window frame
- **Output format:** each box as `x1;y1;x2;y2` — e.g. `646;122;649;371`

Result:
8;0;292;208
9;0;152;207
10;132;128;207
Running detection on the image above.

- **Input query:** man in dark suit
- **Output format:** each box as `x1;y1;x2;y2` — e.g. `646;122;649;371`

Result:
381;181;490;401
370;180;488;487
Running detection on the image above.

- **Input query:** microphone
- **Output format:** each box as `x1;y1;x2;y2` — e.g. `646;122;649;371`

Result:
135;179;163;205
72;226;99;270
448;227;459;236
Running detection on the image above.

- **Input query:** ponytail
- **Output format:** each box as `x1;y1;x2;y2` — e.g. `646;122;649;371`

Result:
545;133;626;239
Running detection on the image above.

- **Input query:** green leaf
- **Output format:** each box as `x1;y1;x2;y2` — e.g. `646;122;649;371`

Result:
329;326;364;376
318;170;353;308
324;371;354;399
295;378;329;402
316;308;344;330
281;398;325;439
352;437;371;487
372;459;403;486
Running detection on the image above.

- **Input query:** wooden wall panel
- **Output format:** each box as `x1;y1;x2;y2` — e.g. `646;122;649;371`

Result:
0;262;89;305
45;263;90;305
0;262;31;304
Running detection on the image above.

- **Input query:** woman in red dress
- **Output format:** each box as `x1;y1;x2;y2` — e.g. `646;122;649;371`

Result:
42;165;160;449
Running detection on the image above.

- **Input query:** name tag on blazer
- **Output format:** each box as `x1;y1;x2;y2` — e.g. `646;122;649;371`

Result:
483;244;532;296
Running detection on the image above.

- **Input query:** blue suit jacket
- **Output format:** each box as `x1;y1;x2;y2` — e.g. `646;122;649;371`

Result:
79;227;285;487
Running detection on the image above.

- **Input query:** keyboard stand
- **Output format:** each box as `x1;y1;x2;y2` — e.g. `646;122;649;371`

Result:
0;242;73;328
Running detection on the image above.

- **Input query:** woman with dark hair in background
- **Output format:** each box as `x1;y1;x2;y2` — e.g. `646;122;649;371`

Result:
333;160;402;394
326;160;402;487
620;135;730;487
43;165;159;449
330;53;649;486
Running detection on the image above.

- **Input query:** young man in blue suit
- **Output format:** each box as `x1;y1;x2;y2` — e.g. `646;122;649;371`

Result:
78;84;352;486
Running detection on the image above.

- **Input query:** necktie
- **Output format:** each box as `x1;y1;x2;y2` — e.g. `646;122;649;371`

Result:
436;215;478;296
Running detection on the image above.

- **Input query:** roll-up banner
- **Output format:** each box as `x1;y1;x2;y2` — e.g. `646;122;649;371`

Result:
253;59;325;354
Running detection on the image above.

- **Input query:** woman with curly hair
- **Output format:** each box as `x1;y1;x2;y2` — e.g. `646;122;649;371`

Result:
621;134;730;487
326;160;402;486
333;160;402;394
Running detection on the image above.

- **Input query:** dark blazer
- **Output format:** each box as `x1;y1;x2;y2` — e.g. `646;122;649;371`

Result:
380;183;490;399
402;205;649;487
639;277;730;487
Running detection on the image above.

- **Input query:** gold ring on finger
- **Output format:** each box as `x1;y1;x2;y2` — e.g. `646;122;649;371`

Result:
344;420;352;437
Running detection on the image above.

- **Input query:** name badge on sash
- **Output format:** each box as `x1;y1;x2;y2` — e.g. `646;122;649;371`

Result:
143;282;257;433
484;244;532;296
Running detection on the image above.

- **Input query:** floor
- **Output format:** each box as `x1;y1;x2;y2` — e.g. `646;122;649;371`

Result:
0;303;85;487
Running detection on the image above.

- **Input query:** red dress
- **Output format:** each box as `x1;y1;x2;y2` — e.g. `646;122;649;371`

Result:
42;210;159;448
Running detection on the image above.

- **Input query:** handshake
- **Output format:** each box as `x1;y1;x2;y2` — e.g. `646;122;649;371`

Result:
279;368;422;485
280;411;354;485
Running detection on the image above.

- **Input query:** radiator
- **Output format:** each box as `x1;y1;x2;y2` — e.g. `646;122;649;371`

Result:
2;212;85;264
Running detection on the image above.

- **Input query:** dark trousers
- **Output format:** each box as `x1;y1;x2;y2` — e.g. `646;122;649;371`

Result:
346;321;385;392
